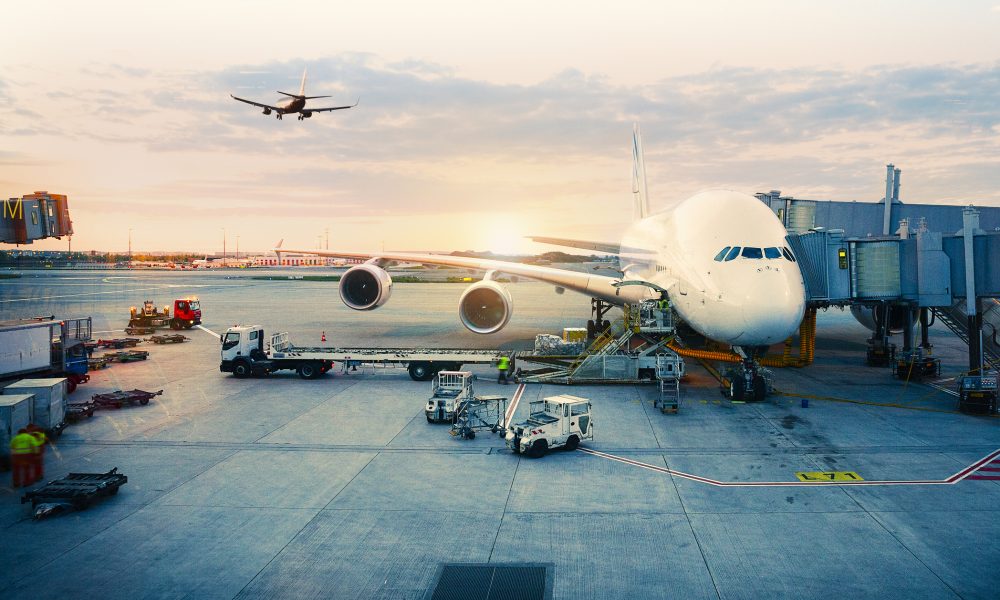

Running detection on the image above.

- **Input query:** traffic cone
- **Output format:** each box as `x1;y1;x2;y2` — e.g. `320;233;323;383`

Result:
321;331;326;342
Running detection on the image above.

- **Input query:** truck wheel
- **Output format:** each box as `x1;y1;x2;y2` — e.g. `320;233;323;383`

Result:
408;362;432;381
564;435;579;451
527;439;547;459
170;320;179;330
233;360;252;379
66;378;78;394
298;362;321;379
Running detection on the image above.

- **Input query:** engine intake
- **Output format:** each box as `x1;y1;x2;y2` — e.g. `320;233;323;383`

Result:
459;280;512;334
339;264;392;310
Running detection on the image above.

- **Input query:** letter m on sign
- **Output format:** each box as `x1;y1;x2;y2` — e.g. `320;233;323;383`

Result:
3;198;23;219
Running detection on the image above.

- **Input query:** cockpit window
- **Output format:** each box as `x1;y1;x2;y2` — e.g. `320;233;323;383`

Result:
724;246;741;261
782;247;796;262
741;247;763;259
713;246;731;262
764;247;781;259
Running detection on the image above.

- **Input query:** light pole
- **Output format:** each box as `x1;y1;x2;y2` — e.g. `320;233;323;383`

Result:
236;235;240;261
128;228;132;268
222;228;226;265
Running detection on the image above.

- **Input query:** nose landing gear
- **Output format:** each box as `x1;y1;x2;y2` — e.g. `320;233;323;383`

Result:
726;349;769;402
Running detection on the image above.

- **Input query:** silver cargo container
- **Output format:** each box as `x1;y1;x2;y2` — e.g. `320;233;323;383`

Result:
3;378;66;433
0;393;33;470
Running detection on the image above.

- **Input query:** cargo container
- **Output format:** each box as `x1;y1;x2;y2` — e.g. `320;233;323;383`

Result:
3;378;67;435
0;394;33;471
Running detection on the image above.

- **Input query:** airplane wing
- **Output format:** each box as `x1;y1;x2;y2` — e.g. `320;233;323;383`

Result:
274;247;656;305
529;236;621;254
308;99;359;113
230;94;281;111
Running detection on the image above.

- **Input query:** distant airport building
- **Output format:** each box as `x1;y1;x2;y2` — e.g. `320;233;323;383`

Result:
252;254;361;267
1;191;73;245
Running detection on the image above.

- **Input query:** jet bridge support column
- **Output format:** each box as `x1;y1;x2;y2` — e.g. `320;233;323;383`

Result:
963;207;983;375
919;308;932;351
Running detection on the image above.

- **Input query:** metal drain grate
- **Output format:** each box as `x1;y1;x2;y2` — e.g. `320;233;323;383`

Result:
427;563;553;600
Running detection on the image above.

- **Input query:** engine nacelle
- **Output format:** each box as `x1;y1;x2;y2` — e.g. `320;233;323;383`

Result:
850;305;909;334
263;107;272;115
302;111;312;118
339;264;392;310
459;280;513;334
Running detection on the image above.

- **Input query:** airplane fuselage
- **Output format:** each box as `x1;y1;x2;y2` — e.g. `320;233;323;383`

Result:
278;97;306;114
618;190;806;347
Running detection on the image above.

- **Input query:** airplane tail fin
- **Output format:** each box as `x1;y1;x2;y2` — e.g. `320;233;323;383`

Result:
299;68;308;96
274;239;284;262
631;123;650;221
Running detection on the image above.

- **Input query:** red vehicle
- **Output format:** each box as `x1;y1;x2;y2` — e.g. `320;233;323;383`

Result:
170;298;202;330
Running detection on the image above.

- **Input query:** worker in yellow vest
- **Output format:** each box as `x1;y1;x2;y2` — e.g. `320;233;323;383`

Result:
27;426;48;484
9;429;36;487
497;355;510;384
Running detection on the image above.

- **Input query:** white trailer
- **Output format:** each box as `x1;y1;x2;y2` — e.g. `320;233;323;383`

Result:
506;394;594;458
0;394;33;471
219;325;515;381
3;378;68;435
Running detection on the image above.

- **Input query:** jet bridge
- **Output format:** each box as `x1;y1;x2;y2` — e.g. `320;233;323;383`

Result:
787;207;1000;384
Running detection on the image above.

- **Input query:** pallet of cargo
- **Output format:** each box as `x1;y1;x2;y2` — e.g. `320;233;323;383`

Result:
87;356;109;370
21;468;127;514
96;337;142;349
148;333;190;344
91;388;162;409
101;350;149;363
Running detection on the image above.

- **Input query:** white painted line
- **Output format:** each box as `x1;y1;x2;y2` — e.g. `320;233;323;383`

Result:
0;285;172;303
195;324;220;339
578;447;1000;487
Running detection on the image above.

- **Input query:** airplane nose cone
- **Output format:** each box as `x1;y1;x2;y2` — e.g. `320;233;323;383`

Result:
741;301;804;345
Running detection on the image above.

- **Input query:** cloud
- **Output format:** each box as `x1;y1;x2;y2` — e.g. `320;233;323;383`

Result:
2;56;1000;251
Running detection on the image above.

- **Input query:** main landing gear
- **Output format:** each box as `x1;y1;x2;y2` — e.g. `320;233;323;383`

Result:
726;348;768;403
586;298;613;341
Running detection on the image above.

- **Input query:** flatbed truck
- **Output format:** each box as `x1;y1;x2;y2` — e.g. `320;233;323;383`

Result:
219;325;515;381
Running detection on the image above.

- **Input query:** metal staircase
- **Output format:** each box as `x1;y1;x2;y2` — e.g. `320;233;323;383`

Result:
932;299;1000;366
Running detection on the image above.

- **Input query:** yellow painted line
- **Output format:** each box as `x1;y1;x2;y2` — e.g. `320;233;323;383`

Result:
795;471;864;482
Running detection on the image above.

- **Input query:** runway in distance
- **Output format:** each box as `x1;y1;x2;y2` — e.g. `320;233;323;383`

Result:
277;125;808;392
230;68;357;121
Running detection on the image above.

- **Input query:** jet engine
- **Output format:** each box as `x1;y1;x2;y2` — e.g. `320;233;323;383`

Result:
458;280;512;334
262;107;272;115
339;264;392;310
850;305;909;334
302;111;312;118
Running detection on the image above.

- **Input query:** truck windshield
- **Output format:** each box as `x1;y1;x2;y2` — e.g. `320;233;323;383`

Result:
222;332;240;350
189;301;200;310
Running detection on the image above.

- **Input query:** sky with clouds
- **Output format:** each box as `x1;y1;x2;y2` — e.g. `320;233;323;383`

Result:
1;1;999;253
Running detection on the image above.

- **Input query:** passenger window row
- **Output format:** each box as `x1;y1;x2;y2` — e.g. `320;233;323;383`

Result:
713;246;796;262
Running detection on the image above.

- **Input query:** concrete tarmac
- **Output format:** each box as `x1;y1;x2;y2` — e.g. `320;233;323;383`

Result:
1;270;999;599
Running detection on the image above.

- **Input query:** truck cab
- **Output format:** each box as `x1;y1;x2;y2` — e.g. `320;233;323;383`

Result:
425;371;474;423
506;394;593;458
171;298;202;329
219;325;273;378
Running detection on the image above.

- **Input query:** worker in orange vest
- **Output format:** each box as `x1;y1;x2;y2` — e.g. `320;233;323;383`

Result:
9;428;36;487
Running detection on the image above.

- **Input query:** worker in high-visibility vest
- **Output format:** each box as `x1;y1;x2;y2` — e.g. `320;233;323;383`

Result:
497;355;510;384
9;429;36;487
27;426;47;484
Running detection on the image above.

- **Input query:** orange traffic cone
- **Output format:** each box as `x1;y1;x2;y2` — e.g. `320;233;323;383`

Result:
321;331;326;342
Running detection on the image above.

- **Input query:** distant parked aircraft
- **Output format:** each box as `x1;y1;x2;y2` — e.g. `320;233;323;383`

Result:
231;68;357;121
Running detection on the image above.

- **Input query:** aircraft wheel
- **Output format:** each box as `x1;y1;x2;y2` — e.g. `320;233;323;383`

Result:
752;376;767;402
730;377;746;402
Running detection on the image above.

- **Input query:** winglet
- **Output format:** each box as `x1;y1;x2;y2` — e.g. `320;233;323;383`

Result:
631;123;650;220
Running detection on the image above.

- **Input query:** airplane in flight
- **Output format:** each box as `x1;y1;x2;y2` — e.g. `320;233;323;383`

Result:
231;68;357;121
276;125;807;399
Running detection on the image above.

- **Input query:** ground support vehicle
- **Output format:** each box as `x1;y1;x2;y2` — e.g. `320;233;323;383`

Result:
506;395;594;458
892;350;941;380
87;356;109;370
451;395;507;439
65;399;96;422
127;298;202;332
0;317;91;394
95;338;141;349
426;371;474;423
101;350;149;363
91;389;162;409
21;468;127;517
148;334;189;344
958;372;998;415
218;325;515;381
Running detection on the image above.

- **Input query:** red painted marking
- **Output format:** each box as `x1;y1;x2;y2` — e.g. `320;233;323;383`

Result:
577;447;1000;488
976;467;1000;472
968;475;1000;480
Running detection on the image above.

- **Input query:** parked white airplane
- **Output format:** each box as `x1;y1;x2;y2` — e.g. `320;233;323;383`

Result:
276;125;807;398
